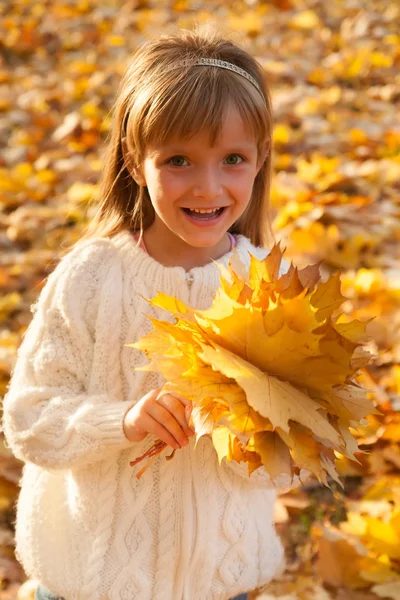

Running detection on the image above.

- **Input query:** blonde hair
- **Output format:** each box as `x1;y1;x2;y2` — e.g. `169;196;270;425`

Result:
73;28;275;252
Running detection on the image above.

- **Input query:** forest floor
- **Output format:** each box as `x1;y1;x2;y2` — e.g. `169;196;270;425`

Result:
0;0;399;598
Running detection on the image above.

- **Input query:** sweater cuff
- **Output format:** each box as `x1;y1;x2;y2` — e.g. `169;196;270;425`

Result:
87;401;134;447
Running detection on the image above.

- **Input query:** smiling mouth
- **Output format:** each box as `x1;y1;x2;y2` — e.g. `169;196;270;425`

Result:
182;207;225;220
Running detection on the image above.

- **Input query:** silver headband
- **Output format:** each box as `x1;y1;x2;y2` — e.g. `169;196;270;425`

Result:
121;58;264;138
167;58;263;96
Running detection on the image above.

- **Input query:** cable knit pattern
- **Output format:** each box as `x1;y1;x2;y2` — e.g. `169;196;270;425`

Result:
81;260;124;600
2;230;289;600
189;437;218;599
154;452;182;600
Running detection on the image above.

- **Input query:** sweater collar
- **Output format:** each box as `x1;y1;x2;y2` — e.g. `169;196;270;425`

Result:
110;229;256;283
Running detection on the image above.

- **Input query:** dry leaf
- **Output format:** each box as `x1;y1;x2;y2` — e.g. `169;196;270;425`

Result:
129;245;375;486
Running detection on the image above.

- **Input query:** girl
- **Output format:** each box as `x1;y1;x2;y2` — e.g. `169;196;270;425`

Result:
2;28;290;600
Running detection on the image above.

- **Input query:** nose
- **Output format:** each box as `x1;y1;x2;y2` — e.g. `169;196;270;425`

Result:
192;164;223;202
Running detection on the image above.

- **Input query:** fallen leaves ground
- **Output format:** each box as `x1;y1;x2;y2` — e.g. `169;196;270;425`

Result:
0;0;399;598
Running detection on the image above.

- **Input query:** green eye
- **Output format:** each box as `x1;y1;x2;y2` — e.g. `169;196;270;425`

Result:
225;155;243;165
170;156;187;166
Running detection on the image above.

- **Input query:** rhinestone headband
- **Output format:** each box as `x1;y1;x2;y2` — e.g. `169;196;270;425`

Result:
168;58;263;96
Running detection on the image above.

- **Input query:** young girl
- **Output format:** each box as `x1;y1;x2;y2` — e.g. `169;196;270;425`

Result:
2;28;290;600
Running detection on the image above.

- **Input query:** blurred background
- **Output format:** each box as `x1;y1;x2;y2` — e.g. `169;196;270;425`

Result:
0;0;399;598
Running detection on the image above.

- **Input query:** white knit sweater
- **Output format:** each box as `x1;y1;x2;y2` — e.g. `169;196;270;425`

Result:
2;231;288;600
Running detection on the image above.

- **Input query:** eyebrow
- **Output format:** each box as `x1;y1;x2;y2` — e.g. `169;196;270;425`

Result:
155;142;257;153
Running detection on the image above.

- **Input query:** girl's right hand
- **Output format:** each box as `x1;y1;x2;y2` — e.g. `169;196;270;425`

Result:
123;388;195;449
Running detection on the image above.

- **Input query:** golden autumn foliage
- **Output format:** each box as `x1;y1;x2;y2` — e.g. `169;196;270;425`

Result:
1;0;399;597
313;477;400;594
128;245;376;487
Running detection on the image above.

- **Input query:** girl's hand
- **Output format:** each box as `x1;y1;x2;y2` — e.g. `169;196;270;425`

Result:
123;388;195;449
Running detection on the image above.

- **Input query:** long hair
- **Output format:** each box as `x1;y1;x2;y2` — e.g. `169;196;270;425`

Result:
70;28;275;253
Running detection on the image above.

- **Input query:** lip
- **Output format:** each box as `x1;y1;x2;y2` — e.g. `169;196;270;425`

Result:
180;206;228;228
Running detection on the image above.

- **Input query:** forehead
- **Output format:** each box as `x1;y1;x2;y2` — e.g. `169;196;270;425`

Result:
149;105;257;152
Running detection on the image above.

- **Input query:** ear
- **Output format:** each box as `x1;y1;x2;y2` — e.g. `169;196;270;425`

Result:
256;139;271;172
121;137;147;186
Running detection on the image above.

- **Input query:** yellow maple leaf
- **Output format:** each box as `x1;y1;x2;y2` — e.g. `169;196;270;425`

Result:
198;342;342;445
128;245;376;486
363;510;400;560
251;431;292;481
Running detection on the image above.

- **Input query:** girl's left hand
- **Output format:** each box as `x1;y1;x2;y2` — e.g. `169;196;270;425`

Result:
123;387;194;449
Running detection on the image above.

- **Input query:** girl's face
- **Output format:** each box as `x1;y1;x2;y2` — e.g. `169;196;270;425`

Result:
131;105;268;265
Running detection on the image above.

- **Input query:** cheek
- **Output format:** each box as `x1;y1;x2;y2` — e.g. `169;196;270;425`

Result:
230;169;257;198
148;171;186;203
143;167;165;201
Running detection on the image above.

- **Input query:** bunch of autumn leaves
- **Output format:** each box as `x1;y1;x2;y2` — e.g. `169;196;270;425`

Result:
128;245;376;488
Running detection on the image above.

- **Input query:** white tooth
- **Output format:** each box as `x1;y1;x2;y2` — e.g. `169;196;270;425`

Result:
192;208;220;213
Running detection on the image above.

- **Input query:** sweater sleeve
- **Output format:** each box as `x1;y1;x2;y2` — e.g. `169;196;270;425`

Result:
1;239;133;471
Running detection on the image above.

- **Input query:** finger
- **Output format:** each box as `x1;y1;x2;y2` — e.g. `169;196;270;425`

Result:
157;389;191;407
157;392;194;432
157;395;195;438
158;394;194;436
140;413;181;450
185;405;195;436
185;404;193;422
149;403;190;447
